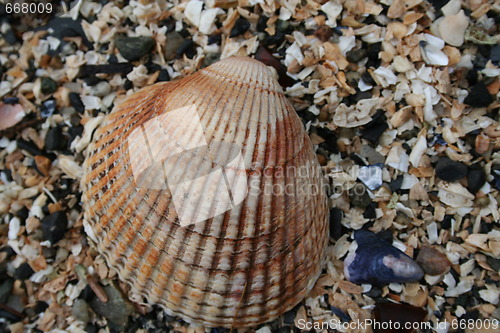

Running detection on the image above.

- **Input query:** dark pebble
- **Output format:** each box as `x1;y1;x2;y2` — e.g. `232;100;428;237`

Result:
124;79;133;90
89;284;135;332
42;211;68;244
361;71;376;86
490;44;500;63
441;215;453;229
373;303;427;333
37;17;92;48
83;76;103;86
329;207;343;240
466;69;478;86
85;324;98;333
3;97;19;105
255;46;294;88
366;42;382;67
282;308;296;326
13;262;34;280
330;306;351;322
389;175;404;192
365;286;383;299
262;31;285;49
115;37;154;61
275;20;290;33
350;183;371;209
25;301;49;318
176;39;197;59
17;139;42;156
472;53;487;69
41;77;57;95
80;63;133;76
45;126;66;151
0;246;15;258
208;34;221;45
165;32;185;60
145;62;161;74
363;203;377;219
464;81;494;107
346;48;367;63
361;109;388;144
467;164;486;194
435;157;468;182
349;90;372;104
69;92;85;113
156;69;170;82
0;279;14;304
40;100;56;118
314;25;333;42
256;15;268;32
428;0;450;10
350;153;367;166
486;256;500;271
316;127;338;153
3;26;17;45
0;308;22;321
230;17;251;37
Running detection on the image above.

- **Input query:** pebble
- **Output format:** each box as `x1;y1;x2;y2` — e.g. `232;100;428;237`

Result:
464;82;494;107
89;284;135;332
72;299;90;323
17;139;42;156
346;48;367;63
69;92;85;113
45;126;66;151
467;164;486;194
373;303;427;333
165;32;185;60
435;157;468;181
0;279;14;304
255;46;294;88
156;69;170;82
314;25;333;42
40;77;57;95
39;17;92;48
350;184;372;209
428;0;450;11
40;100;56;118
80;63;133;76
176;39;196;59
230;17;250;37
361;109;388;144
13;262;34;280
490;44;500;63
416;246;451;276
344;230;424;285
361;145;385;164
115;37;155;61
41;211;68;244
329;207;344;240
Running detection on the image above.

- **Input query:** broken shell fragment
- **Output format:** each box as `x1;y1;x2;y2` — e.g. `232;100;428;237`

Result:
344;230;424;285
82;57;329;328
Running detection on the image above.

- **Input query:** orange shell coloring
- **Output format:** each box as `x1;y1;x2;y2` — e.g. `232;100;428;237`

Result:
82;57;329;327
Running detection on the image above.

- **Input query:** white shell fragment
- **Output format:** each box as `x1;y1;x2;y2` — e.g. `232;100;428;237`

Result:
420;34;449;66
439;10;469;47
333;98;381;128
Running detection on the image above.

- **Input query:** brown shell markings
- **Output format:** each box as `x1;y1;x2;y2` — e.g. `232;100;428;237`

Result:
82;57;329;328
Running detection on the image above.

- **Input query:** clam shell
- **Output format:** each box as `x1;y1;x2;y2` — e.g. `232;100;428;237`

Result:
82;57;329;327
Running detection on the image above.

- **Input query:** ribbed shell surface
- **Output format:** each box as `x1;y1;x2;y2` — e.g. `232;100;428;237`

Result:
82;57;329;327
